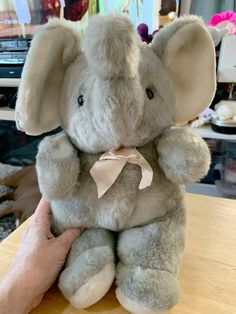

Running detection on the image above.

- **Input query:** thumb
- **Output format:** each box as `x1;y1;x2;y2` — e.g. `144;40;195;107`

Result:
57;228;83;253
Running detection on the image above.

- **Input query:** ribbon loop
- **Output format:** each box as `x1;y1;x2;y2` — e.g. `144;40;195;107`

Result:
90;147;153;198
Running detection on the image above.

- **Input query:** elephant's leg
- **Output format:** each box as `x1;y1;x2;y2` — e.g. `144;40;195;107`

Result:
116;208;185;314
58;228;115;309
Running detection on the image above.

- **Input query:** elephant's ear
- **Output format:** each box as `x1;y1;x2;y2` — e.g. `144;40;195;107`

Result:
151;16;216;123
15;18;81;135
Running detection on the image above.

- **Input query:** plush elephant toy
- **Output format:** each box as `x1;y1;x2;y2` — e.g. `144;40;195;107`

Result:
15;14;215;314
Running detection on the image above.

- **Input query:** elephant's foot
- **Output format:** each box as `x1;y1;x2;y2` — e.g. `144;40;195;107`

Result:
68;263;115;308
58;246;115;308
116;264;180;314
116;288;168;314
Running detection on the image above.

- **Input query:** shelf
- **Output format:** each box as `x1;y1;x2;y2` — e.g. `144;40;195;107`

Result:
186;182;221;197
0;107;15;121
192;125;236;141
0;78;20;87
0;79;19;121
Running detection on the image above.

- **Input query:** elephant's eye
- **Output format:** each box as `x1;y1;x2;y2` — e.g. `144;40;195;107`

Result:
78;95;84;107
146;89;154;100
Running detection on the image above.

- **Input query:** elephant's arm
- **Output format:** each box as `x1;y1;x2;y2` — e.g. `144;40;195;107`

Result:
156;127;210;185
36;131;80;200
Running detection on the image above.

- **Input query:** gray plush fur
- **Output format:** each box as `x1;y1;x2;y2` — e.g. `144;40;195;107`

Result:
116;206;185;310
59;228;115;299
15;13;216;313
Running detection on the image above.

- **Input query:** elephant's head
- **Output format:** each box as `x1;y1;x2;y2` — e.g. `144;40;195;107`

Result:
16;14;216;153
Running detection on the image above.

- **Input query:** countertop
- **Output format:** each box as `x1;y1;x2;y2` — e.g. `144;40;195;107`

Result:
0;193;236;314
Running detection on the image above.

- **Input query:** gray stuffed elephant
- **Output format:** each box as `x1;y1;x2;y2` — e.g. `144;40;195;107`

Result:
15;13;215;314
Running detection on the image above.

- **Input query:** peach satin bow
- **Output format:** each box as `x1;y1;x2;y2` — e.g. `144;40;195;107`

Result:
90;147;153;198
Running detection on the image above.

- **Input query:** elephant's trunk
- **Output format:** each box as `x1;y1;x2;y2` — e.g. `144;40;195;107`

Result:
82;14;140;79
91;73;144;148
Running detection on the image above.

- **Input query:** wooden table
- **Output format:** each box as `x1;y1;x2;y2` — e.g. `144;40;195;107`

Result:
0;193;236;314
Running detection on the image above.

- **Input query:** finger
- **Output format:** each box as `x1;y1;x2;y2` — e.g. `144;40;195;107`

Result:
28;293;45;312
47;231;55;240
30;198;51;226
34;198;51;217
56;228;83;253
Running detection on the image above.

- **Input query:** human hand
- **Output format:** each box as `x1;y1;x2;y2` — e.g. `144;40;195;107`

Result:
0;198;83;314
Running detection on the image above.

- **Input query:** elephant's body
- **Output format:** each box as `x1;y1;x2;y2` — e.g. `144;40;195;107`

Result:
16;13;216;314
36;130;187;312
49;139;184;233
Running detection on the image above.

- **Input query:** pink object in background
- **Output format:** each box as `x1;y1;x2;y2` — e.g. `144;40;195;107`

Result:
207;10;236;35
